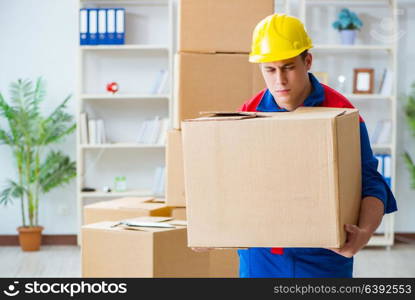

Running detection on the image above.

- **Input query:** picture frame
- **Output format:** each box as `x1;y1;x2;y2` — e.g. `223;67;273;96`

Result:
353;68;374;94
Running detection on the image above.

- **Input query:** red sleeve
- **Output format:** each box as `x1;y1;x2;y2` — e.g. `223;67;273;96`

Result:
322;84;364;123
238;103;248;112
238;89;267;112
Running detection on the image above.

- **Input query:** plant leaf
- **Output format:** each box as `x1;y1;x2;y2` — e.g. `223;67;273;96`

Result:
0;179;25;205
39;151;76;193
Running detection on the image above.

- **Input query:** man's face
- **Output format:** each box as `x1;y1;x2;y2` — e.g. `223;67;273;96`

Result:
261;53;312;111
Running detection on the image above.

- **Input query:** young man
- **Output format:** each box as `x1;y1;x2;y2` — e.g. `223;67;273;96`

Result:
193;13;397;277
235;14;397;278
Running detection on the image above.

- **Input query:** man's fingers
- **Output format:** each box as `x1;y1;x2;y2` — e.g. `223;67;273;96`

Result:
329;245;353;258
328;247;340;254
345;224;358;234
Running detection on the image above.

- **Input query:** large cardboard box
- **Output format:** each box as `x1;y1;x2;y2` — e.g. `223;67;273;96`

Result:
174;53;265;127
179;0;274;53
82;217;239;277
83;197;171;225
182;107;362;248
166;130;186;207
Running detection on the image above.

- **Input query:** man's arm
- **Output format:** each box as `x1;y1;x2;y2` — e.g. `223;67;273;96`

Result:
329;121;398;258
329;196;384;258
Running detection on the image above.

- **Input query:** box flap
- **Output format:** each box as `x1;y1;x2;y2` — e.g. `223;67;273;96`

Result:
152;198;166;203
185;111;271;122
186;115;257;122
292;107;357;118
183;108;358;123
199;111;256;116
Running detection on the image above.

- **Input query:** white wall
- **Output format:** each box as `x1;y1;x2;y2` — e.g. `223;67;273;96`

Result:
0;0;413;235
0;0;78;234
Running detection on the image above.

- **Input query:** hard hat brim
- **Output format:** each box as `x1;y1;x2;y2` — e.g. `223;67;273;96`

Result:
249;46;312;63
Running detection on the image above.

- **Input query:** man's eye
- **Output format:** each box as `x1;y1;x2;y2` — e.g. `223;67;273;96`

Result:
285;66;294;70
266;69;275;73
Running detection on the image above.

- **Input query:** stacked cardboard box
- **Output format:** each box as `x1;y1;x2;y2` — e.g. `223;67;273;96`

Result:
83;197;171;225
82;217;239;278
178;0;275;53
181;108;362;248
162;0;274;276
166;130;186;207
171;207;186;220
82;199;238;277
166;0;274;206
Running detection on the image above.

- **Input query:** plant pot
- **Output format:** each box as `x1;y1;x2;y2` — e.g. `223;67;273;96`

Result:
340;29;357;45
17;226;44;251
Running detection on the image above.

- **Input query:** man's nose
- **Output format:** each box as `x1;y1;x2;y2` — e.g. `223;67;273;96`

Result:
275;69;287;86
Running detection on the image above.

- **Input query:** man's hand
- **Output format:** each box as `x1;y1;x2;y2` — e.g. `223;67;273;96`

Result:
191;247;214;253
329;196;384;258
328;224;372;258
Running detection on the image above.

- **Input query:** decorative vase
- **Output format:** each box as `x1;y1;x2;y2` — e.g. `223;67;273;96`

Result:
340;29;357;45
17;226;44;251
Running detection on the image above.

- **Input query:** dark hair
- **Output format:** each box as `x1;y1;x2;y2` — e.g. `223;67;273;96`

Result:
300;50;308;61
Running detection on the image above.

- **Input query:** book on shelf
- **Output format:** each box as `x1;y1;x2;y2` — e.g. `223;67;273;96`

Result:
96;119;107;144
374;154;392;188
152;166;165;197
383;154;392;187
149;116;161;144
88;119;97;144
79;9;88;45
157;118;169;145
371;119;392;145
84;114;107;145
137;117;169;145
152;69;168;95
88;8;98;45
378;68;393;96
79;8;125;45
80;112;89;144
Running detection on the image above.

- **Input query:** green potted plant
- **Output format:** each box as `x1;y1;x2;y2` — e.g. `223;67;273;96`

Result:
332;8;363;45
0;78;76;251
404;82;415;189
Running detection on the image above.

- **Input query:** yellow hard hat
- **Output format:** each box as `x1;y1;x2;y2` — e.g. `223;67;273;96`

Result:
249;14;313;63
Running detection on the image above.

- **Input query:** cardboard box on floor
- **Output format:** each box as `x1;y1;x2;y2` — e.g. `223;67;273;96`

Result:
82;217;238;277
209;249;239;278
171;207;187;220
166;130;186;207
174;53;265;128
179;0;274;53
83;197;171;225
182;107;362;248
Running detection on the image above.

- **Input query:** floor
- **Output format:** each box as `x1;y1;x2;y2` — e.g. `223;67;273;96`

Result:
0;243;414;277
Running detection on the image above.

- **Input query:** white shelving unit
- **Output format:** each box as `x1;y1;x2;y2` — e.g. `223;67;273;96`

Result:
313;44;393;51
77;0;174;243
290;0;398;248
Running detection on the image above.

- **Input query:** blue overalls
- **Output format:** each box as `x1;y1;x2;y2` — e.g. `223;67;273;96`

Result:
237;73;398;278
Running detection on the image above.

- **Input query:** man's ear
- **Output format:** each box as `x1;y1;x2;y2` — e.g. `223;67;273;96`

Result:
305;53;313;71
